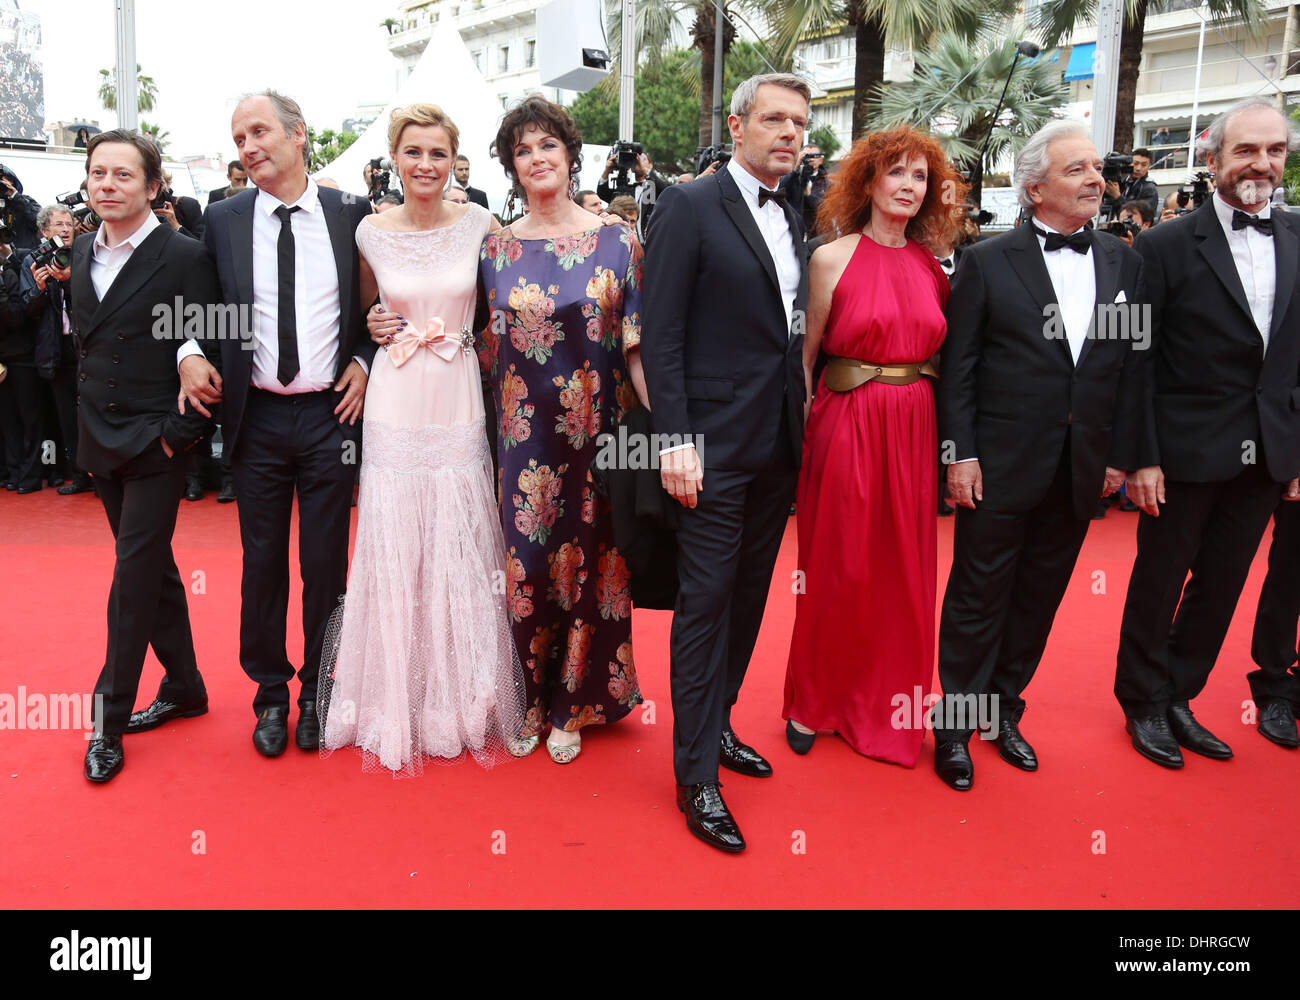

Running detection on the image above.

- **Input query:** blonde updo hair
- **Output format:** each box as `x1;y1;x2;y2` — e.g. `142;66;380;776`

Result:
387;103;460;156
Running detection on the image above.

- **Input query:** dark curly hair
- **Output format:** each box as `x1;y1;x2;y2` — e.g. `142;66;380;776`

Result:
493;94;583;185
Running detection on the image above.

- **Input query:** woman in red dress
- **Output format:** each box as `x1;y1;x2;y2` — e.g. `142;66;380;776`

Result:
783;126;967;766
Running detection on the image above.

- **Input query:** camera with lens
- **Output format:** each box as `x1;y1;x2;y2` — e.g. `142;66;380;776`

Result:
1103;218;1140;240
368;157;393;199
1102;152;1133;184
695;144;731;177
56;189;101;229
32;234;71;270
1179;170;1212;211
151;185;178;211
0;193;13;244
604;139;645;198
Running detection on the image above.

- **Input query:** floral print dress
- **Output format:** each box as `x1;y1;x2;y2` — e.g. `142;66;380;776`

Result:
479;223;645;737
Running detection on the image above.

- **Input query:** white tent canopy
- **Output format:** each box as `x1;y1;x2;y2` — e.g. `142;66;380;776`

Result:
314;21;516;213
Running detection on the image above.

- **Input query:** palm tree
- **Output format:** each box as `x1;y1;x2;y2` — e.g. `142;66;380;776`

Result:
768;0;1018;140
870;34;1072;200
1033;0;1267;153
97;65;159;114
140;120;170;152
380;17;400;34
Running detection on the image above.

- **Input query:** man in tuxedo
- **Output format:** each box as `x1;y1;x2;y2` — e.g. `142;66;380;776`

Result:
452;155;488;210
933;120;1145;791
177;91;374;757
1115;98;1300;767
642;73;810;852
72;129;221;782
1250;501;1300;746
208;160;248;205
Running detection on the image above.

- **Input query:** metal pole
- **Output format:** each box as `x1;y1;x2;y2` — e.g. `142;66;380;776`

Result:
618;0;635;141
712;2;725;144
1091;0;1123;154
1187;3;1208;178
114;0;138;131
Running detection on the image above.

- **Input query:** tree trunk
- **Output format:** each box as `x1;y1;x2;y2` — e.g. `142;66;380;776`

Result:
695;3;733;148
1113;0;1148;153
852;7;886;140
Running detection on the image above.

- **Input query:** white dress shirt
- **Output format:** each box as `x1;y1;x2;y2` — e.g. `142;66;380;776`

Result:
176;176;364;385
726;157;801;336
1213;190;1275;352
90;210;160;301
1034;218;1097;366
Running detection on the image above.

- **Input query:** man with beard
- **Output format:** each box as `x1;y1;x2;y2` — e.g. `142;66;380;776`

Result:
1114;97;1300;767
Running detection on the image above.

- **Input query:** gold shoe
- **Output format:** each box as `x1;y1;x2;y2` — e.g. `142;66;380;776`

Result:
545;729;581;764
508;734;541;757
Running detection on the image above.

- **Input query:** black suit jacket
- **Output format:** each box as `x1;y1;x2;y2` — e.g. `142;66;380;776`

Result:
69;226;220;476
464;185;488;210
640;167;808;472
208;186;231;205
1110;199;1300;484
940;223;1146;520
201;185;376;459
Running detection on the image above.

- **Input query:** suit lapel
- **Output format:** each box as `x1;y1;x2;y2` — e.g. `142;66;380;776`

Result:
1005;222;1073;366
1079;235;1121;368
718;168;782;301
321;189;354;369
1194;200;1255;330
229;194;255;307
84;226;169;339
1268;212;1297;349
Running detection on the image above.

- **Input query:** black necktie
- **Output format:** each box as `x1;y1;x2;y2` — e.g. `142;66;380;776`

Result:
758;187;786;209
1034;225;1092;254
1232;209;1273;236
274;204;301;386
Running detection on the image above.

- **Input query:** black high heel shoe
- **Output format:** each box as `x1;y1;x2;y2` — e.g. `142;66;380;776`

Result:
786;719;816;755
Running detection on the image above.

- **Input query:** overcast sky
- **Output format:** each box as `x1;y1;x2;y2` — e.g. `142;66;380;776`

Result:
28;0;401;158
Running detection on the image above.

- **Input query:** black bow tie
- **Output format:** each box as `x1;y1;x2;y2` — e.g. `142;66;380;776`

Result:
1232;209;1273;235
758;187;786;209
1034;225;1092;254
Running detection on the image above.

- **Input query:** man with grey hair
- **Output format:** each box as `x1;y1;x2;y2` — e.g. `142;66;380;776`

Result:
170;90;377;757
933;118;1145;790
642;72;811;851
1114;96;1300;764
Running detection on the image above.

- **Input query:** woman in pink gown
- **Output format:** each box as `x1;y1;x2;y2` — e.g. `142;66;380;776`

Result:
783;126;967;767
320;104;525;775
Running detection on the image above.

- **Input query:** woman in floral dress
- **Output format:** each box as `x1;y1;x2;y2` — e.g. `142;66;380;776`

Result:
478;97;649;763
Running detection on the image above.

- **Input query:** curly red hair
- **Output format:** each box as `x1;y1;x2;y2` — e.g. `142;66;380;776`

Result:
817;125;967;253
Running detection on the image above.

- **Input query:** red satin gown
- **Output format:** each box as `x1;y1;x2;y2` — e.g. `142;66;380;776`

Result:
783;235;949;766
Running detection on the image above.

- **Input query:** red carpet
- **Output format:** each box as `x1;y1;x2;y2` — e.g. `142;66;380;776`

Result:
3;488;1298;909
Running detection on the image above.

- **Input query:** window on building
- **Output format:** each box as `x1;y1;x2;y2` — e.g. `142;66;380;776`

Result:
499;44;510;74
526;39;536;68
472;49;483;73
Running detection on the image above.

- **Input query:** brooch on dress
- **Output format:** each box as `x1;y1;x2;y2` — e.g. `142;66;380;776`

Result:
459;324;474;354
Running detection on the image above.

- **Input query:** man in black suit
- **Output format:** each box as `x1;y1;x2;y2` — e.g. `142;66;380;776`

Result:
1115;98;1300;767
177;91;373;757
452;155;488;210
642;73;810;852
72;129;221;782
207;159;248;205
933;120;1145;791
1250;501;1300;747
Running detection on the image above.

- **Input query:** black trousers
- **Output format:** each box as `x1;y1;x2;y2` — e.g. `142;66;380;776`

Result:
90;441;204;735
50;365;84;480
1115;463;1282;718
1248;498;1300;708
0;362;45;489
935;437;1090;743
232;388;356;716
669;419;797;786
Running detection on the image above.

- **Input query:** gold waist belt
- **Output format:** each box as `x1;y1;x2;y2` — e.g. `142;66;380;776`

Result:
823;356;939;391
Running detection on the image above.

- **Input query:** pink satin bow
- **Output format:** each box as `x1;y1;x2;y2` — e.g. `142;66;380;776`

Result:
388;316;461;367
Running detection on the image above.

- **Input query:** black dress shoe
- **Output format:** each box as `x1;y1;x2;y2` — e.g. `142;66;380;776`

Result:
217;477;236;503
1257;698;1300;748
16;483;41;494
126;695;208;734
1125;714;1184;768
48;474;65;487
57;476;93;495
676;781;745;853
184;477;204;502
295;701;319;750
1167;702;1232;759
934;740;973;790
996;719;1038;771
253;707;290;757
1119;498;1139;512
719;726;772;777
785;719;816;755
85;735;124;782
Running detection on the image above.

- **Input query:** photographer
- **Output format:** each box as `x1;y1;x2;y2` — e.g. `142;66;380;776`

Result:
598;148;668;243
365;158;396;204
0;234;43;492
1106;199;1154;247
153;171;205;241
1103;146;1159;219
18;205;91;493
0;164;41;253
778;143;829;237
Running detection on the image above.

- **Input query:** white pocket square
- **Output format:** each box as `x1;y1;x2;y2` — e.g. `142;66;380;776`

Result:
1114;290;1127;303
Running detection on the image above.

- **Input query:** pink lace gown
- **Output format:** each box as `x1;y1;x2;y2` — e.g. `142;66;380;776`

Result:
319;206;526;774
